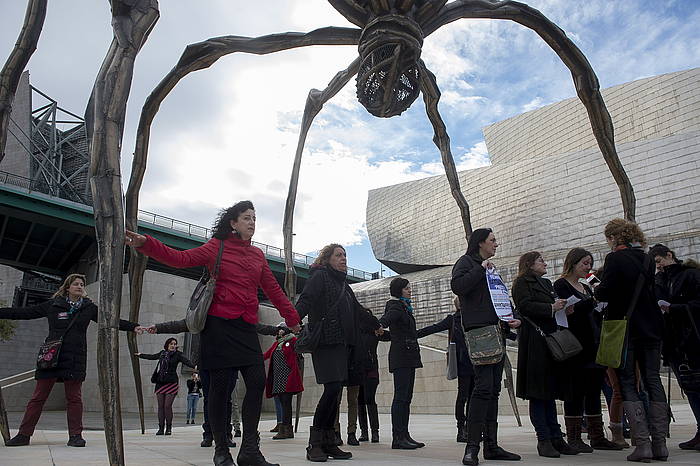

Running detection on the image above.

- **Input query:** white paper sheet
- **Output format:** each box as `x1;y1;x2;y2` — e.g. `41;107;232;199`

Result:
555;309;569;327
486;268;514;321
595;302;607;313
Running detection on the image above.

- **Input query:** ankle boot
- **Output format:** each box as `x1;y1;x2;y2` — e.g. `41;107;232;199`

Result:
237;431;279;466
358;403;369;441
391;432;418;449
462;444;479;466
551;437;579;455
347;432;359;446
306;426;328;462
456;420;468;443
586;415;622;450
156;424;165;435
269;423;280;433
368;404;380;443
213;432;235;466
624;400;653;462
537;439;560;458
679;429;700;450
564;416;593;453
322;429;352;459
405;432;425;448
5;433;30;446
609;422;630;448
272;424;293;440
462;421;482;465
67;434;86;447
165;423;172;435
482;421;520;460
648;401;669;461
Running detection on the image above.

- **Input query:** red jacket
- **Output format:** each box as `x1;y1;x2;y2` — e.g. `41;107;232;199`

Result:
263;336;303;397
138;234;299;327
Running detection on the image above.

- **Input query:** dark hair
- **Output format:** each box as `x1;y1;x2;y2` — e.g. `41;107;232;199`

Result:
313;243;345;266
516;251;542;279
212;200;255;240
466;228;493;256
389;277;409;298
649;243;677;261
163;337;178;351
561;248;593;278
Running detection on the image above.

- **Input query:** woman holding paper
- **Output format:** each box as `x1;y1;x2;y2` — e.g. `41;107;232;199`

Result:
512;251;578;458
451;228;521;466
553;248;621;452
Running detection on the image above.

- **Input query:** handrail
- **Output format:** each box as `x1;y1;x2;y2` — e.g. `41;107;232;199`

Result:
0;369;36;389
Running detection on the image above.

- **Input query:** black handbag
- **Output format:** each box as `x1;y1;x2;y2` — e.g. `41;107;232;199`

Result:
185;240;224;334
36;311;80;370
524;316;583;362
295;284;346;354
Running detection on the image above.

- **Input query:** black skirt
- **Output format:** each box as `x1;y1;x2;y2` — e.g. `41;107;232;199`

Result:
199;315;263;370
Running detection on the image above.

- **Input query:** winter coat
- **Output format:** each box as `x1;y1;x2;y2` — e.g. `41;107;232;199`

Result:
379;298;422;372
0;297;138;381
594;247;662;341
187;379;202;395
553;279;601;367
138;233;299;328
263;335;303;397
451;253;500;330
512;273;568;401
358;323;391;378
655;261;700;367
417;312;474;378
139;350;195;385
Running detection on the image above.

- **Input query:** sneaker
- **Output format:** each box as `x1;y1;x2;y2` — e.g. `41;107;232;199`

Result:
67;435;86;447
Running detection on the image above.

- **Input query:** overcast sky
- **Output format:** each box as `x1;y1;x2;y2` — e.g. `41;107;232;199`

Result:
1;0;698;275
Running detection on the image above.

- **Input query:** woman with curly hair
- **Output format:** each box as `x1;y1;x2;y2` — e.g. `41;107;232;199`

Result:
595;218;668;462
126;200;300;466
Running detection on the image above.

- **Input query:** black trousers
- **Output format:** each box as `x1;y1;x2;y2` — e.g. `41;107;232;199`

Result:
313;381;343;429
616;338;666;402
456;375;475;424
208;364;266;439
361;376;379;406
391;367;416;435
563;367;606;416
467;358;503;426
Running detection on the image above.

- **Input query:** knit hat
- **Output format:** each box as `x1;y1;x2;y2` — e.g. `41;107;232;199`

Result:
389;277;409;298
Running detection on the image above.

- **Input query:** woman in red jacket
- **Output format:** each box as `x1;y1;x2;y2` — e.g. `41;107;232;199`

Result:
263;326;303;440
126;200;300;466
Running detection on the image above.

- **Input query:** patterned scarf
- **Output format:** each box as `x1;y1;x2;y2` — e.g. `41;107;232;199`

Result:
65;297;83;315
400;297;414;314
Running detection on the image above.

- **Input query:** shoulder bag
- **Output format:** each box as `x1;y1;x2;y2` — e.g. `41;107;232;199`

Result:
446;342;459;379
186;240;224;334
36;310;80;370
523;316;583;362
595;252;652;368
464;324;504;365
295;284;346;354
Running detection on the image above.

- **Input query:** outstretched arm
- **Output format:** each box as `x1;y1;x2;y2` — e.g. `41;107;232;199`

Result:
423;0;635;220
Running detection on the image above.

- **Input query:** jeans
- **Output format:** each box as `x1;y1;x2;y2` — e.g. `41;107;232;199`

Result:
277;393;293;425
19;378;83;436
391;367;416;435
616;338;666;402
187;393;200;420
529;399;563;441
274;395;283;423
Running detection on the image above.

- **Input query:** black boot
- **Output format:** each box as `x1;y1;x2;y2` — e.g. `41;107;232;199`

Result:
306;427;328;462
156;424;165;435
586;414;622;450
201;432;214;447
679;429;700;450
392;432;418;449
237;431;279;466
67;434;86;447
456;420;468;443
405;432;425;448
213;432;235;466
564;416;592;453
537;439;560;458
462;422;482;466
482;421;520;460
272;424;293;440
358;403;369;441
5;434;30;446
347;432;359;446
551;436;579;455
165;423;172;435
368;404;380;443
322;429;352;459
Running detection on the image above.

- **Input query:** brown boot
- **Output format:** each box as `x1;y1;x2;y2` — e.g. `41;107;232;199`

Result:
609;422;630;449
564;416;593;453
624;401;653;462
272;424;293;440
586;415;623;450
648;401;669;461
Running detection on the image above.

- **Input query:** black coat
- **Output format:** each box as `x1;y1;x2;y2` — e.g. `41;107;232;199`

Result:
0;297;138;381
417;312;474;377
139;350;195;384
553;279;601;367
379;298;422;372
512;274;568;401
451;253;500;330
594;247;663;341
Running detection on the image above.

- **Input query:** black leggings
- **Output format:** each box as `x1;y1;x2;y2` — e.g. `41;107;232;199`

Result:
563;367;606;416
208;364;266;438
361;377;379;407
156;392;176;425
313;382;343;429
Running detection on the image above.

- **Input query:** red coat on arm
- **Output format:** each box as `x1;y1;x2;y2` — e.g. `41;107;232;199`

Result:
263;336;304;397
138;233;300;328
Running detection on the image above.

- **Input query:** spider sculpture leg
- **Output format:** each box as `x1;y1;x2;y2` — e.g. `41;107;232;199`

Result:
283;58;361;298
418;60;473;238
424;0;636;220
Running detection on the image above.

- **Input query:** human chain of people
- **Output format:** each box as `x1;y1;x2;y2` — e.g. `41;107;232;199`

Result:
2;202;699;466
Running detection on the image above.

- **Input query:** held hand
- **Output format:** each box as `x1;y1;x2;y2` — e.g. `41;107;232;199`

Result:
375;327;385;336
507;319;521;329
133;352;141;356
289;324;301;333
660;304;670;313
552;298;567;312
565;305;575;316
145;325;157;334
134;326;145;335
481;259;494;270
125;230;147;248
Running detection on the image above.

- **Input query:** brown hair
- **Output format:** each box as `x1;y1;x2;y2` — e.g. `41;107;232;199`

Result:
516;251;542;279
604;218;646;247
561;248;593;278
313;243;345;266
52;273;87;298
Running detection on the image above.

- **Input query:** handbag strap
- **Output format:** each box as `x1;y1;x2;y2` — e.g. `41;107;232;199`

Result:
58;307;81;342
212;239;225;279
624;252;653;320
521;315;547;337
